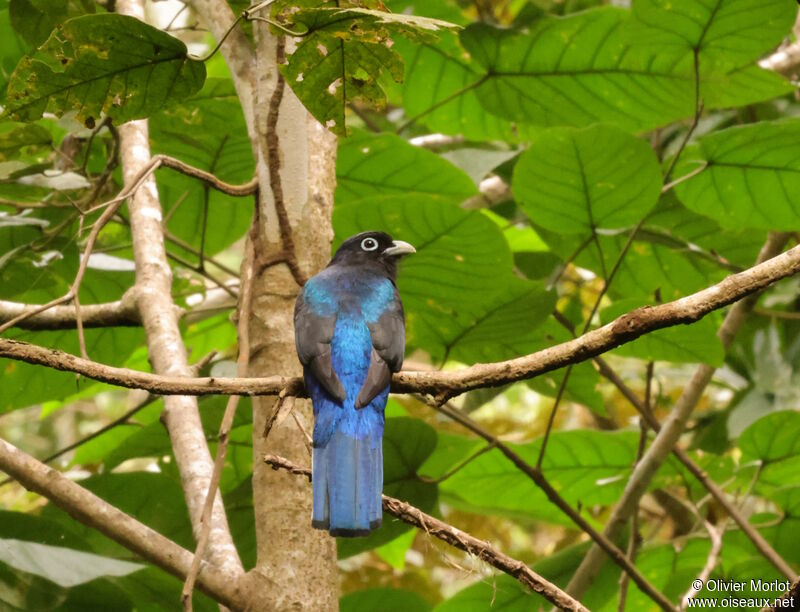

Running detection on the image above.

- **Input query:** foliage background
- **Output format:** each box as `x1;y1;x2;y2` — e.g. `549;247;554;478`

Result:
1;0;800;610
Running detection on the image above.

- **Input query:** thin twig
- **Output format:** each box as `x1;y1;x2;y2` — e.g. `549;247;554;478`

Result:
181;221;257;610
618;416;648;612
264;453;590;612
680;519;725;610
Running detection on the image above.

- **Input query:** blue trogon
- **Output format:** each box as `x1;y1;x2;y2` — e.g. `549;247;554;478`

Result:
294;231;415;537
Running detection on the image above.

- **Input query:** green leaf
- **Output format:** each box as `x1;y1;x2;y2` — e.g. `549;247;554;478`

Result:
440;276;555;364
41;472;195;555
396;31;517;140
740;411;800;491
439;429;671;524
512;125;662;234
342;588;431;612
282;30;402;135
461;9;696;132
644;193;765;268
0;123;51;161
337;417;437;558
0;539;142;587
5;14;206;124
9;0;95;48
374;528;415;569
281;5;458;134
673;119;800;231
702;63;793;111
336;131;476;204
0;1;28;102
150;79;254;255
433;574;533;611
631;0;796;69
333;195;514;362
0;512;91;551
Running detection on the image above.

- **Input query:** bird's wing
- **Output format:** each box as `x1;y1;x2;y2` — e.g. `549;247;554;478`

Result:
356;287;405;409
294;290;346;403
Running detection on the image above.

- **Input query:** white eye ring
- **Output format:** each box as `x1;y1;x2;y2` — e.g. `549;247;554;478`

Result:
361;237;379;251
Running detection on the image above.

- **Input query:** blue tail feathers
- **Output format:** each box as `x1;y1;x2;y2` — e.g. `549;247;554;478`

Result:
312;430;383;536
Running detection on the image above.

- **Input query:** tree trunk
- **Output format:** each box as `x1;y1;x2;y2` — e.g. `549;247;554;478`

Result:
246;24;340;612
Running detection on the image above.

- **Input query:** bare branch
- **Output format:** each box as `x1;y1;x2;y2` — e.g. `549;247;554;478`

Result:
0;437;248;610
0;292;142;330
263;454;590;612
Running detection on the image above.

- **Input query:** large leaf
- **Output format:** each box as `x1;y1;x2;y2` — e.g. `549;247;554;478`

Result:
631;0;796;69
41;472;195;556
0;123;51;161
333;195;515;362
9;0;94;47
5;14;205;124
280;5;457;134
150;79;254;256
396;31;517;140
512;125;662;234
0;539;142;588
460;8;790;132
337;417;437;558
437;429;674;524
336;131;476;204
441;276;555;364
541;228;719;302
740;411;800;491
644;193;765;268
342;588;431;612
0;1;28;102
673;119;800;231
460;9;696;132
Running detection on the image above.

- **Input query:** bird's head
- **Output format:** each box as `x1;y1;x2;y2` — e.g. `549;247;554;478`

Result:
329;231;416;280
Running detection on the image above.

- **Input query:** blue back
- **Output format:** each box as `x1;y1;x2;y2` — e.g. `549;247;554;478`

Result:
300;267;397;536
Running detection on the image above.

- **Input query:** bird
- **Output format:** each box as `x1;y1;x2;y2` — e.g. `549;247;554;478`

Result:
294;231;415;537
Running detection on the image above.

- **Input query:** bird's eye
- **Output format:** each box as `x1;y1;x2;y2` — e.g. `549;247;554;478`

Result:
361;237;379;252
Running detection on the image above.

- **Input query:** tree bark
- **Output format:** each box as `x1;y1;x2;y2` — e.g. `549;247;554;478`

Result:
116;0;243;580
245;24;340;611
